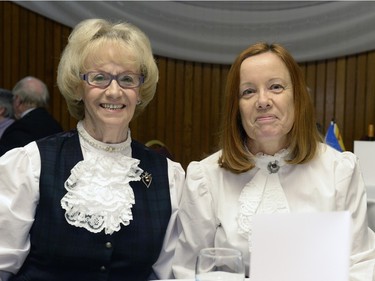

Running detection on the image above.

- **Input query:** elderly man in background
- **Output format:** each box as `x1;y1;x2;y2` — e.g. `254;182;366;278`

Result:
0;88;15;138
0;76;63;156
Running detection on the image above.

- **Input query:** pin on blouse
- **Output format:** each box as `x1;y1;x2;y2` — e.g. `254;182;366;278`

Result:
141;171;152;188
267;160;280;174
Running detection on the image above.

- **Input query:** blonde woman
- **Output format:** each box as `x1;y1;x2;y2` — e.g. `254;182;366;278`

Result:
0;19;184;281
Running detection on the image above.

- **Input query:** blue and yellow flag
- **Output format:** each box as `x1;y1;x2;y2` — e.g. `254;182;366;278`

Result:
325;120;346;152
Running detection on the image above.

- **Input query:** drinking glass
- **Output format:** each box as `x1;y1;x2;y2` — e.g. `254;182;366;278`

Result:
195;247;245;281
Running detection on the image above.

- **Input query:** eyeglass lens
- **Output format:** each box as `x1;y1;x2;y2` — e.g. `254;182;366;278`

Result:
84;72;144;89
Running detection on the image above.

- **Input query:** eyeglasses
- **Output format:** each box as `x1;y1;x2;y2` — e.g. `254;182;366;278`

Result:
80;71;144;89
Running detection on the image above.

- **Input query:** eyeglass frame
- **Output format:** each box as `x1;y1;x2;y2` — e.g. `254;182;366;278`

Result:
80;71;145;89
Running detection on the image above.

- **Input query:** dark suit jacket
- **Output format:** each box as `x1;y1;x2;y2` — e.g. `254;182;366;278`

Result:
0;107;63;156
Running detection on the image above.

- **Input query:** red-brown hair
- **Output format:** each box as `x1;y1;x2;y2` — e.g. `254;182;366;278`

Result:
219;42;322;173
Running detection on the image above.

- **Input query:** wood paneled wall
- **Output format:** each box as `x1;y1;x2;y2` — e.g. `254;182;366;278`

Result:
300;55;375;153
2;1;375;169
1;1;74;130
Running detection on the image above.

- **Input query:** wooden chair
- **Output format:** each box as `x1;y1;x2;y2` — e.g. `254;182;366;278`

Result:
145;139;174;160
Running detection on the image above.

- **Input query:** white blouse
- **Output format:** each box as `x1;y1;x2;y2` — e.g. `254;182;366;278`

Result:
0;127;185;281
172;143;375;281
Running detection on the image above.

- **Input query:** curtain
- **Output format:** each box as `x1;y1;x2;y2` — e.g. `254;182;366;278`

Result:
13;1;375;64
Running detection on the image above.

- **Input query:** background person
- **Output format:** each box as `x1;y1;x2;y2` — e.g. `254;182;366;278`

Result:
0;88;14;138
172;42;375;281
0;76;63;156
0;19;184;281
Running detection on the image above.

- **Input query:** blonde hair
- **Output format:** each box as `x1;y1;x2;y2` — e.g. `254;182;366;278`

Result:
219;42;322;173
57;19;158;120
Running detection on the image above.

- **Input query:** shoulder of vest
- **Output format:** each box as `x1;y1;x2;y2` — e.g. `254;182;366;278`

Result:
131;140;165;159
131;140;168;169
36;129;79;150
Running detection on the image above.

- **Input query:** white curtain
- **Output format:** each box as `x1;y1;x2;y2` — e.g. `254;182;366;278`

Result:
14;1;375;64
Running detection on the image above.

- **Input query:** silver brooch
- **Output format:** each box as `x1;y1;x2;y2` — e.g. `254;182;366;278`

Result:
267;160;280;174
141;171;152;188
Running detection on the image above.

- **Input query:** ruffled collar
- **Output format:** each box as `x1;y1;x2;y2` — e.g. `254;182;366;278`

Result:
60;122;144;235
254;149;289;174
237;149;291;249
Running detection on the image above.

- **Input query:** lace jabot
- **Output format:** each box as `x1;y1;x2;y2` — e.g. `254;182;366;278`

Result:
60;121;144;235
237;149;290;249
253;149;289;173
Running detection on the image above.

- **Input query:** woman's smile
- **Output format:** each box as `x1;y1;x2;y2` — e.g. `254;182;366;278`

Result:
100;103;126;110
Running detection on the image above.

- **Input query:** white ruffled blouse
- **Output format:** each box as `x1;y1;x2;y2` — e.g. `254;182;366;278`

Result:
172;144;375;281
237;149;290;249
61;122;143;235
0;122;185;280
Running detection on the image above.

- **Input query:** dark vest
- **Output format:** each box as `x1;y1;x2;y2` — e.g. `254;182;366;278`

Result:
12;130;171;281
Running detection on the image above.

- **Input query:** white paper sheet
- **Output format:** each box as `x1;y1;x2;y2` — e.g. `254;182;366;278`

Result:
250;211;351;281
354;141;375;200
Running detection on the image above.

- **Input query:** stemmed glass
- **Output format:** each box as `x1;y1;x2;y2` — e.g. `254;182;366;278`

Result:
195;247;245;281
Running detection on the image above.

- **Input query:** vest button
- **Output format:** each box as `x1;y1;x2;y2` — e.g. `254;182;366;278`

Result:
105;242;112;249
100;266;106;272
